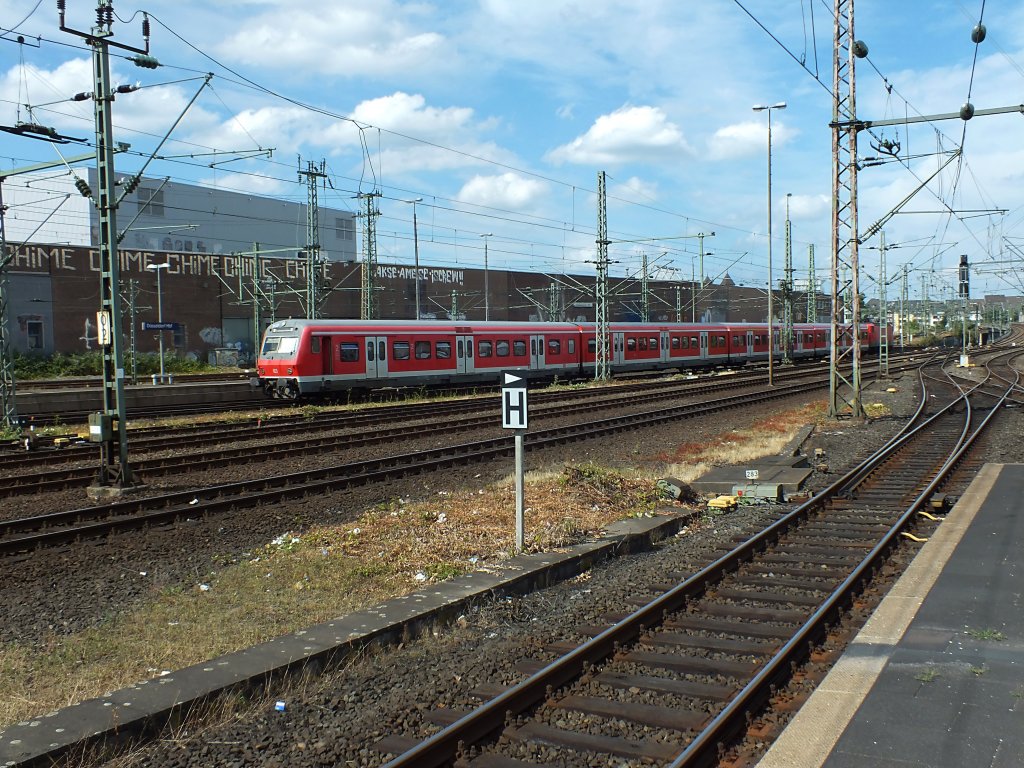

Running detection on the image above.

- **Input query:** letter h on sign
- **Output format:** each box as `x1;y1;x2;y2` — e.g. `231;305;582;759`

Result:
501;372;528;430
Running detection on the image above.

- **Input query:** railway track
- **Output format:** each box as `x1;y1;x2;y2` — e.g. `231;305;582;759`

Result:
0;375;837;556
0;357;919;490
12;352;925;424
361;350;1020;768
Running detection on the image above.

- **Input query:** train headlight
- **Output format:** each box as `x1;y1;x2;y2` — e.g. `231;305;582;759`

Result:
287;367;294;374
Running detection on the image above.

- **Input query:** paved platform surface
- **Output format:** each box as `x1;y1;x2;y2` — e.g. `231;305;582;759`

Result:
759;463;1024;768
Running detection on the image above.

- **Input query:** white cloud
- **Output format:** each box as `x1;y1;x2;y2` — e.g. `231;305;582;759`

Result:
216;1;449;79
707;120;797;161
612;176;659;202
546;105;692;166
784;193;830;220
0;58;222;141
457;172;546;210
315;92;513;174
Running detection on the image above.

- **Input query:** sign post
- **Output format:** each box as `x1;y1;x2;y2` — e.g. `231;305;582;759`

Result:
501;372;529;552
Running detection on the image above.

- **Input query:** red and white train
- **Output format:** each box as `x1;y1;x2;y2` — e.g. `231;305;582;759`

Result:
256;319;889;399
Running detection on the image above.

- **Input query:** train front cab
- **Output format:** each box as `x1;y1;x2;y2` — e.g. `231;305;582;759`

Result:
258;323;305;398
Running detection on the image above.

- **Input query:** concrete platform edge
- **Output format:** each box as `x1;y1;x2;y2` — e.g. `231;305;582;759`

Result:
755;462;1003;768
0;508;694;768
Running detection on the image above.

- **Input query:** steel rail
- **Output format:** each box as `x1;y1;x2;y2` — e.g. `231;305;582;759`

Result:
665;356;1020;768
0;377;827;554
380;353;1015;768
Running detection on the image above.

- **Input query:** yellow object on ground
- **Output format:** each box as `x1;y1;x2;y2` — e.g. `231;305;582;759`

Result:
708;495;738;511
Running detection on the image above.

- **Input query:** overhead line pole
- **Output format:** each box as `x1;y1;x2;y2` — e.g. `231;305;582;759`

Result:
595;171;610;381
828;0;865;419
58;0;156;492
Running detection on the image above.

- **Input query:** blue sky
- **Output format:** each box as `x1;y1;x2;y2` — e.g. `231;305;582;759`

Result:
2;1;1023;301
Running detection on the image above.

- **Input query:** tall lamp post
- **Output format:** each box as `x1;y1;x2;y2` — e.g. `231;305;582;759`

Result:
480;233;493;320
753;101;787;385
146;262;169;384
402;198;423;319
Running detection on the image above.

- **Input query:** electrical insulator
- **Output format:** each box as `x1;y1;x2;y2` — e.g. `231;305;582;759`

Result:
130;54;160;69
123;176;140;195
142;14;150;39
115;84;139;94
56;0;66;12
71;91;92;102
75;178;92;198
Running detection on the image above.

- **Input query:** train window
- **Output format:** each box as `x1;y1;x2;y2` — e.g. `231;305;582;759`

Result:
311;336;322;354
690;336;698;348
378;341;386;360
568;339;575;354
650;337;658;350
513;340;527;356
548;339;561;355
367;341;375;362
340;342;359;362
588;339;596;353
732;335;741;346
496;340;510;357
638;338;647;351
467;340;473;358
479;340;493;357
672;337;680;350
457;340;464;358
436;341;451;359
392;341;411;361
262;336;298;355
415;341;431;359
627;338;637;351
531;339;537;355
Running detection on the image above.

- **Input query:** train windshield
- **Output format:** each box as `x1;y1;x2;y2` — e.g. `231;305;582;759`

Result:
261;335;298;356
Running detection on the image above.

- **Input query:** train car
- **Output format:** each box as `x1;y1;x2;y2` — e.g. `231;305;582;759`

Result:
257;318;883;399
257;319;585;398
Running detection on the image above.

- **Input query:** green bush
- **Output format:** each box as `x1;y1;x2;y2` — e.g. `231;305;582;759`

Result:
12;351;218;380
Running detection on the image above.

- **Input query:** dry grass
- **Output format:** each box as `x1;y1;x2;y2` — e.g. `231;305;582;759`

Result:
0;400;825;730
654;400;828;484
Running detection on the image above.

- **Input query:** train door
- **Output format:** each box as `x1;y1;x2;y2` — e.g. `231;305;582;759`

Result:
746;331;754;356
456;334;473;374
530;334;545;370
699;331;709;360
612;331;625;365
320;336;333;375
365;336;388;379
661;331;670;363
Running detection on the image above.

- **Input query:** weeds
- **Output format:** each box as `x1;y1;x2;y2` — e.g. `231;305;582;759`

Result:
915;667;940;683
965;627;1006;641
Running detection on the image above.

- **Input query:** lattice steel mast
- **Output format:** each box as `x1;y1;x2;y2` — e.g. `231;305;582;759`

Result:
806;244;817;323
782;195;794;363
299;159;328;319
594;171;610;380
359;191;381;319
828;0;867;418
0;183;16;430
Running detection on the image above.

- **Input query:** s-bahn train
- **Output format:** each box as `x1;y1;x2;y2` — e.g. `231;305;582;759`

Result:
256;319;889;399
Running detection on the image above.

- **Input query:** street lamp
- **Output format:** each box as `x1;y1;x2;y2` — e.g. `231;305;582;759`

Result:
480;233;493;321
145;262;170;384
753;101;787;385
402;198;423;320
